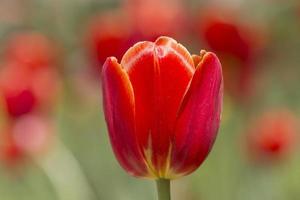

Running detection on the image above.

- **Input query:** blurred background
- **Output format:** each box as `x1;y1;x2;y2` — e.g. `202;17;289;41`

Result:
0;0;300;199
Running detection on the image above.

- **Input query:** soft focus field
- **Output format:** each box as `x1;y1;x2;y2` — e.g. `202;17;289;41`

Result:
0;0;300;200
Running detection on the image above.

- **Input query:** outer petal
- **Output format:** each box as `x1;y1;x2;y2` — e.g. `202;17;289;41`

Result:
102;57;149;177
121;37;194;177
170;52;223;178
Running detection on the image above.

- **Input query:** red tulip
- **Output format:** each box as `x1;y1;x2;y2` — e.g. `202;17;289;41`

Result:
0;63;37;118
246;111;298;163
85;11;132;67
4;89;36;118
200;17;251;62
4;32;55;70
196;7;265;100
102;36;223;179
0;63;60;118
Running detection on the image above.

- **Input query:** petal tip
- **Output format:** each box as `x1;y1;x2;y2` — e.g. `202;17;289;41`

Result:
104;56;118;65
196;50;222;72
120;41;154;71
205;52;222;70
193;50;221;69
101;56;123;82
155;36;177;46
102;56;119;70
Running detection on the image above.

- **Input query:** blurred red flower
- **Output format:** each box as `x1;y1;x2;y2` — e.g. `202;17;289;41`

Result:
246;110;298;163
84;11;132;69
0;31;59;170
196;7;266;101
0;62;60;118
102;36;223;179
0;63;37;118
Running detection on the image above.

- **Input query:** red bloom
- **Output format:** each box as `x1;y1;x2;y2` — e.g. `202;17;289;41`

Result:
85;11;132;67
0;63;37;118
201;17;251;62
4;32;55;70
196;8;265;100
102;36;223;179
4;89;36;118
246;111;298;163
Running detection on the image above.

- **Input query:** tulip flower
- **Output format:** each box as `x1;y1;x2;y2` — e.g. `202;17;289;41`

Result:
246;110;298;164
0;62;60;118
0;63;37;118
85;11;132;69
196;7;265;101
101;36;223;199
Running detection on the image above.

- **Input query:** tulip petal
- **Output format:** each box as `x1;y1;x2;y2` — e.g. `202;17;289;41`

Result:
121;37;194;177
102;57;150;177
170;52;223;177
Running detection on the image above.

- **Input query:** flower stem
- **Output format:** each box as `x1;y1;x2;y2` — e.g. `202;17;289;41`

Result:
156;179;171;200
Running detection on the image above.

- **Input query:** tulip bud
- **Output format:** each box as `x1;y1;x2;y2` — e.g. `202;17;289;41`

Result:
102;36;223;179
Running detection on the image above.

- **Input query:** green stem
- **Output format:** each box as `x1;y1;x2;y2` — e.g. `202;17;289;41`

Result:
156;179;171;200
